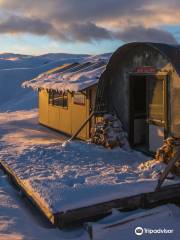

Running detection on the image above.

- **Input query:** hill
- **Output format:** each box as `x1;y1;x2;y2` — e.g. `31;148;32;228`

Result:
0;52;90;111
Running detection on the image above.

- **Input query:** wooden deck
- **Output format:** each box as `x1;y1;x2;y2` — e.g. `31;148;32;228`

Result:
1;159;180;228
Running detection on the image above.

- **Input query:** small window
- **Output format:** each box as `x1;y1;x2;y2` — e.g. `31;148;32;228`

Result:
73;92;85;105
49;91;68;108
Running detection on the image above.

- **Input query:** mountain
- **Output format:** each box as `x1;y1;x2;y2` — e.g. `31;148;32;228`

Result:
0;53;89;111
0;52;112;112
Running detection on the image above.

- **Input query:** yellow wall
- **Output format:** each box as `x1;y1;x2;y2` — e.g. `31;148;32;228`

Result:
71;92;89;139
38;88;96;140
39;90;49;125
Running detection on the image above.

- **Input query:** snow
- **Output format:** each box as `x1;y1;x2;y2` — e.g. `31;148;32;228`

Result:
23;64;106;92
22;53;111;92
88;204;180;240
0;52;89;70
0;52;180;239
0;110;180;214
0;170;88;240
0;52;89;112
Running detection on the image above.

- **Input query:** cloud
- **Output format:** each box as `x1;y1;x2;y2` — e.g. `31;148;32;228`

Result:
0;16;112;42
0;16;53;35
67;22;113;42
0;0;179;44
116;26;178;44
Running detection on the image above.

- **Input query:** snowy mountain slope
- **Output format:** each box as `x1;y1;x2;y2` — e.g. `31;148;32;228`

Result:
0;52;111;112
0;52;89;69
0;53;89;112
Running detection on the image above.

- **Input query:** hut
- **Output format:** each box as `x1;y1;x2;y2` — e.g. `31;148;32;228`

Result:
96;42;180;153
23;42;180;154
23;58;108;140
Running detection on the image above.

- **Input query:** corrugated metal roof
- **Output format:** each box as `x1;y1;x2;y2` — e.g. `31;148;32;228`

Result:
148;43;180;75
45;63;79;75
22;60;107;92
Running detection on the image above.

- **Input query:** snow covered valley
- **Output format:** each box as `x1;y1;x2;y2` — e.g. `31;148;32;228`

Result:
0;53;180;239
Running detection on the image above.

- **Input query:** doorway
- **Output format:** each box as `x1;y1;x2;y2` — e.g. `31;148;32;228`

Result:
129;75;147;150
129;74;167;153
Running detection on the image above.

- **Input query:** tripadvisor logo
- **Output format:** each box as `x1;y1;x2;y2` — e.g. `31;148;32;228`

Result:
135;227;143;236
135;226;174;236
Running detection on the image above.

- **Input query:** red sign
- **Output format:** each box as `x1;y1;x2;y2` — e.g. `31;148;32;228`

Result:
133;66;156;74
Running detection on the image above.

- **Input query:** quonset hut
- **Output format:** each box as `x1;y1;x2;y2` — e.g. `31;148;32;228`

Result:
96;42;180;153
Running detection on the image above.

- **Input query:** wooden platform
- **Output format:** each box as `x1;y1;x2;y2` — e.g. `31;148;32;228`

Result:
1;159;180;228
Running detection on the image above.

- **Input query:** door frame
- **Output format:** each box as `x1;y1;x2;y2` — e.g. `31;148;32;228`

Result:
129;72;169;153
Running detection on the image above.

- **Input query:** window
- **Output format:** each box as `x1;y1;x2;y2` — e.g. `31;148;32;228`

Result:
49;91;68;108
73;92;85;105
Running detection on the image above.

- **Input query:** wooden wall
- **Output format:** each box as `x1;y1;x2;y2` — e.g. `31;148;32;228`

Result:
38;87;96;140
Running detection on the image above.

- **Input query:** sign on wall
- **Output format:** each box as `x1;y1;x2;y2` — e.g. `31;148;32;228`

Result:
133;66;156;74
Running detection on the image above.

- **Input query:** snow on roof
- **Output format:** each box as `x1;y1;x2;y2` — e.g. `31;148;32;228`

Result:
22;57;109;92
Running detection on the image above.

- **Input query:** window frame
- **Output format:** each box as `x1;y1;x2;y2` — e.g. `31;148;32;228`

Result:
73;92;86;106
48;90;68;109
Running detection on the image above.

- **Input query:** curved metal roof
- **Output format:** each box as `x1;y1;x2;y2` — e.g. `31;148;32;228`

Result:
95;42;180;113
106;42;180;75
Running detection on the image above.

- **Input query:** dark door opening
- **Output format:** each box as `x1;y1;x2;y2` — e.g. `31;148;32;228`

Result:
129;75;147;150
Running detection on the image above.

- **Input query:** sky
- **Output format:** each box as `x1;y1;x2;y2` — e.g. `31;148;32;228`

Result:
0;0;180;55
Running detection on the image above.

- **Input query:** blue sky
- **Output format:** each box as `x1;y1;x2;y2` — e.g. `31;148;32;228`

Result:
0;34;123;55
0;1;179;55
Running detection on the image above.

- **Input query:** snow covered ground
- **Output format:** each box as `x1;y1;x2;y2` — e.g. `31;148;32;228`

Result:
1;110;180;239
0;52;90;239
1;109;179;214
0;52;180;239
0;169;89;240
88;204;180;240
